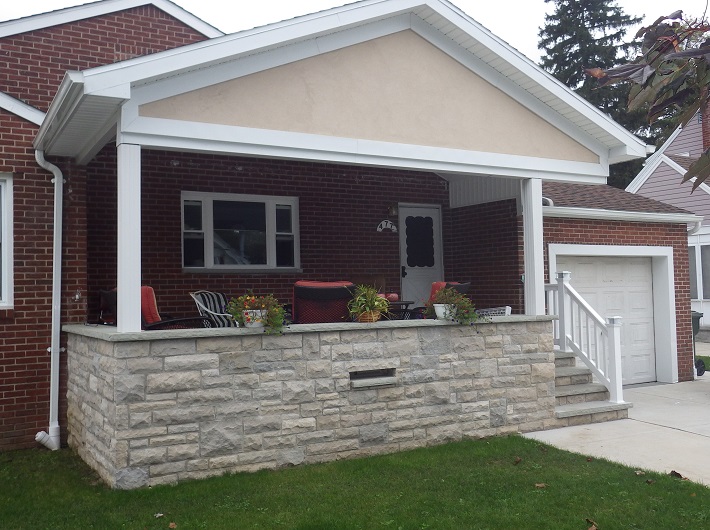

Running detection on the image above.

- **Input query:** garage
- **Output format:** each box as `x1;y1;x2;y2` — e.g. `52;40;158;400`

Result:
556;255;656;385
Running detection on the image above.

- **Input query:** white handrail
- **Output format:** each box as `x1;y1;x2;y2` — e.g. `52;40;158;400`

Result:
546;271;624;403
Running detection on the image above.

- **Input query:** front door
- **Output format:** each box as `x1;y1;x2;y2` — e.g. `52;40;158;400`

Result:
399;205;444;307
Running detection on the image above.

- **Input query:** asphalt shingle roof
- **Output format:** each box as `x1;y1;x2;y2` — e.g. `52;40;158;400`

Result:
542;182;693;216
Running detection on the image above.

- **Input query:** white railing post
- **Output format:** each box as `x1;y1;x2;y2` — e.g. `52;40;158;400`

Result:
606;316;624;403
556;271;572;352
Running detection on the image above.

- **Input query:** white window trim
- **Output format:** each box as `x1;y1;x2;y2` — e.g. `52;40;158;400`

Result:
182;191;300;271
0;174;13;308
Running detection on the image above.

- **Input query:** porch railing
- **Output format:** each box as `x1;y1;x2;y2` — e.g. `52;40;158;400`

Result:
545;271;624;403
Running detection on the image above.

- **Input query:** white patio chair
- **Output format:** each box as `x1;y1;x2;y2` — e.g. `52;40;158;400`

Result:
190;290;238;327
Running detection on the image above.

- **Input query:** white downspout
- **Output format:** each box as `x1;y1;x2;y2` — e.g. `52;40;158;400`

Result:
34;150;63;451
688;221;703;236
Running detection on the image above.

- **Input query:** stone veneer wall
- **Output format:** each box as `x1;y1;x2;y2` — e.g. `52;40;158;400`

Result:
65;318;555;489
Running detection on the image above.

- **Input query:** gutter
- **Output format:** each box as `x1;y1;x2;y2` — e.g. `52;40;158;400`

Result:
34;150;64;451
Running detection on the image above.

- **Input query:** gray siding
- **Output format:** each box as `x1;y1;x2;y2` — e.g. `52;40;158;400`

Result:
636;163;710;224
669;113;704;157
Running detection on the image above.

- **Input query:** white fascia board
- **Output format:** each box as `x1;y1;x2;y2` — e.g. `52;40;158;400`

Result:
33;72;86;150
0;0;223;38
77;1;420;96
626;126;683;193
543;205;702;224
118;115;607;183
129;14;413;105
0;92;45;126
429;1;645;155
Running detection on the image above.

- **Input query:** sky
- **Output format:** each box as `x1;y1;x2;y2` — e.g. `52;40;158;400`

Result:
2;0;710;62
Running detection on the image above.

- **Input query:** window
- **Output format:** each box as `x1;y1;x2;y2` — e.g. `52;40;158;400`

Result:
182;191;299;270
0;174;12;307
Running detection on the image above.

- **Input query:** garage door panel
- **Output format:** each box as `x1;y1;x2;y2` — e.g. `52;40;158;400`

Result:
557;255;656;384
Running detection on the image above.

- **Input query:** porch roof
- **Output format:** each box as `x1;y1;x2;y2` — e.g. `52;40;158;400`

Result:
34;0;648;175
542;182;702;224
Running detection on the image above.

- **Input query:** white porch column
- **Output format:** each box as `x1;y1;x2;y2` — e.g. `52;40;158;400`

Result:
117;142;142;332
521;178;545;315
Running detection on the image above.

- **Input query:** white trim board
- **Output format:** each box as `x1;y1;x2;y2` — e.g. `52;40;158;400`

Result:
0;92;45;126
548;243;678;384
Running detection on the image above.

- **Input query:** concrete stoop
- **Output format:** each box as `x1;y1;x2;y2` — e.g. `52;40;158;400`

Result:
553;351;632;427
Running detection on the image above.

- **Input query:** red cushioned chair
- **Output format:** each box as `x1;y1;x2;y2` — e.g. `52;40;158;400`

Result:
292;280;355;324
140;286;210;330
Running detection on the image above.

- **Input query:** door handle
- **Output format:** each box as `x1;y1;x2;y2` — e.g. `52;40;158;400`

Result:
401;266;407;278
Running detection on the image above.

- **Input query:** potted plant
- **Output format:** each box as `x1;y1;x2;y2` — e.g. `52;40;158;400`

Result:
425;287;480;326
347;284;390;322
227;291;285;334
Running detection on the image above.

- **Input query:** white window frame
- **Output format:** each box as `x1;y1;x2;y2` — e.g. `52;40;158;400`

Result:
0;174;13;308
181;191;300;271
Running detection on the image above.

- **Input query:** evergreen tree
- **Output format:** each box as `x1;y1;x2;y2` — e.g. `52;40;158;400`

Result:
538;0;647;188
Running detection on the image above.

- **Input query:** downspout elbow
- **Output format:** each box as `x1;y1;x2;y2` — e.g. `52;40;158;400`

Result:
35;426;61;451
688;221;703;236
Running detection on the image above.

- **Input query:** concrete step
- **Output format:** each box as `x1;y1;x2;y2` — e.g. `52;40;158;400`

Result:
555;383;609;406
554;400;632;426
554;351;576;368
555;366;593;386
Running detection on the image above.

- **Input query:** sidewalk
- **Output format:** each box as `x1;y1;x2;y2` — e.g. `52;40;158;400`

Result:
524;344;710;486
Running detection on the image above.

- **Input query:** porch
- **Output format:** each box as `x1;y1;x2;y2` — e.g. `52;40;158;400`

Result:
65;316;558;489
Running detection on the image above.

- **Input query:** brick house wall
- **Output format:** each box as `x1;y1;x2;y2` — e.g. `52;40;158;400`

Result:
0;7;211;450
544;218;694;382
85;149;454;317
447;199;525;313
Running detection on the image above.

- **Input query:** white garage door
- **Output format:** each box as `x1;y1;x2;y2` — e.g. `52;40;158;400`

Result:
557;256;656;385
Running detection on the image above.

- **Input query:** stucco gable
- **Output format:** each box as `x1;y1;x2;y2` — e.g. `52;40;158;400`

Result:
140;30;597;164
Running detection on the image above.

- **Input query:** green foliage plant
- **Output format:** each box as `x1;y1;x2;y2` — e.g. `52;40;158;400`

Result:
424;287;480;326
347;284;390;320
227;291;285;334
586;10;710;190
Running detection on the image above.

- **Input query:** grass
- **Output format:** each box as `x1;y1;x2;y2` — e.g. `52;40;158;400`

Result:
2;436;710;529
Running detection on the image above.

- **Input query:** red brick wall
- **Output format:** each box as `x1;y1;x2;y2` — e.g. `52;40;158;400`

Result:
544;218;694;381
0;8;211;450
446;200;525;313
0;6;209;112
86;149;451;317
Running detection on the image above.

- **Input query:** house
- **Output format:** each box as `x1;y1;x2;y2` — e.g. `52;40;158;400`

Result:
626;111;710;326
0;0;699;486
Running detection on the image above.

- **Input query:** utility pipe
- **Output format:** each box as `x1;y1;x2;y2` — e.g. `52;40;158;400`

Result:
34;150;63;451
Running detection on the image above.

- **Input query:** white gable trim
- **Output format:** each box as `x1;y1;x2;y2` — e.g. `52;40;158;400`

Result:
0;0;223;38
0;92;45;126
626;125;683;193
118;115;610;183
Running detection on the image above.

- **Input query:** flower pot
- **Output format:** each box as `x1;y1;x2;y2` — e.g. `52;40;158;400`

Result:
433;303;455;321
357;310;381;323
243;309;266;327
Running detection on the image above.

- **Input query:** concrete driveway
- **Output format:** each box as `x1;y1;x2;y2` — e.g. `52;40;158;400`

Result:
524;344;710;486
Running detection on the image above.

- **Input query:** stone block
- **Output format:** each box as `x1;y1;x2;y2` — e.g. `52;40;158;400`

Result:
219;351;253;374
278;448;306;466
426;425;462;445
129;412;152;429
165;354;219;371
243;416;281;434
114;342;151;359
253;381;283;401
150;339;197;357
282;417;317;434
531;363;556;383
306;439;359;455
425;382;451;404
352;342;385;359
411;356;438;370
307;361;332;378
128;357;164;374
153;406;215;425
178;388;233;405
146;372;200;393
360;423;388;445
114;467;149;490
418;328;451;355
282;381;315;404
201;422;244;457
263;434;297;449
263;334;303;350
130;447;167;466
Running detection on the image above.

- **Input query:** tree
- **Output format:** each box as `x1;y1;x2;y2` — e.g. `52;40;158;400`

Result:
586;11;710;190
538;0;649;188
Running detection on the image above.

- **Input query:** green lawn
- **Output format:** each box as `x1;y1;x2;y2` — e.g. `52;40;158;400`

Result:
2;436;709;529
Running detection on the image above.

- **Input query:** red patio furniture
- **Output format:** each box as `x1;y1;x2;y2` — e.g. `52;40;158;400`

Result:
292;280;355;324
140;286;210;330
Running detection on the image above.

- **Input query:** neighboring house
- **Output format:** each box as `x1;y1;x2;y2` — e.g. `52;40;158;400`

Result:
626;111;710;325
0;0;699;472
